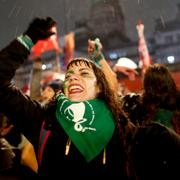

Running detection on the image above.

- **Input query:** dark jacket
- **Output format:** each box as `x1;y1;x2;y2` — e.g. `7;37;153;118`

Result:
129;123;180;180
0;40;128;179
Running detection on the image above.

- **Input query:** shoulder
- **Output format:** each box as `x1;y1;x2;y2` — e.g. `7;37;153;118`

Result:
134;123;180;147
129;122;180;180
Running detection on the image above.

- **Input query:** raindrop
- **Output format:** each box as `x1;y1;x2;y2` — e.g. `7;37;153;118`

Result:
14;26;18;38
160;15;166;28
28;10;34;21
137;0;143;5
8;5;16;18
15;6;22;17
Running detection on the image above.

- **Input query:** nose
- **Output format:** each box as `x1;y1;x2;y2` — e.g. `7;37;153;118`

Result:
69;74;79;82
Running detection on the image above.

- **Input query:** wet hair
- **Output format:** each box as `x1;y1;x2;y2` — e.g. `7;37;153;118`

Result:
142;64;180;132
67;57;129;135
143;64;179;110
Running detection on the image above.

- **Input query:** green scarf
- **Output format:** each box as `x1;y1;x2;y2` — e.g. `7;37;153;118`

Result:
154;108;173;129
56;93;115;162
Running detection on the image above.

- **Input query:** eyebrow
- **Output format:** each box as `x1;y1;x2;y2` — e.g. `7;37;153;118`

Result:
79;67;92;71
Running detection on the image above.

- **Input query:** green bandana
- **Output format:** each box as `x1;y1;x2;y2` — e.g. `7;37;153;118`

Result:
56;93;115;162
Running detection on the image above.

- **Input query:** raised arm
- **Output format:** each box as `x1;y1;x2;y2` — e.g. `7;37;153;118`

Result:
87;38;119;94
0;17;56;144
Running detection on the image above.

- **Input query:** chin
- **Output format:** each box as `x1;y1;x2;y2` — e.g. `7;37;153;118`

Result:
68;95;85;102
70;98;83;102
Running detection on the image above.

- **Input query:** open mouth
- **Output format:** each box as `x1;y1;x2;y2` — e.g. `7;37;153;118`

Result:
68;85;83;94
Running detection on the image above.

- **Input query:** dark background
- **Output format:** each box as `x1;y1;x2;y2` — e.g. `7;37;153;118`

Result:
0;0;179;48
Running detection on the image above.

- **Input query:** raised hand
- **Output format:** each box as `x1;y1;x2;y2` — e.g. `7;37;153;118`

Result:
87;38;104;63
24;17;57;44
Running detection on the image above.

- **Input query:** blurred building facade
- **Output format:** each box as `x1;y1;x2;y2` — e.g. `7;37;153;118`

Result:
153;3;180;65
75;0;130;52
15;0;180;91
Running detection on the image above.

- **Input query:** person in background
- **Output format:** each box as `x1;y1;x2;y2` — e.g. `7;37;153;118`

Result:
30;56;64;103
0;17;179;180
0;113;38;177
121;64;180;134
142;64;180;134
136;20;152;76
41;79;63;104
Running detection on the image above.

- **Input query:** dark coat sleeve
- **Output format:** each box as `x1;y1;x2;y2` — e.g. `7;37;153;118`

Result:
0;40;45;148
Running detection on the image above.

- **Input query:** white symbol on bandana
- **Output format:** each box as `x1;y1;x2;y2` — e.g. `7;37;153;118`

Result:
65;102;96;132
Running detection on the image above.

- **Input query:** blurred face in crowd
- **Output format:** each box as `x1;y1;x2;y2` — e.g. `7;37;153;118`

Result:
42;86;55;101
64;60;100;102
87;39;96;56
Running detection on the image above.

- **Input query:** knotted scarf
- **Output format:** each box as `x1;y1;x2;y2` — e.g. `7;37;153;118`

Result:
56;93;115;162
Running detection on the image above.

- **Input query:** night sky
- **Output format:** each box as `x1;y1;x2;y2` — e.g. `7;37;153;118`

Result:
0;0;179;49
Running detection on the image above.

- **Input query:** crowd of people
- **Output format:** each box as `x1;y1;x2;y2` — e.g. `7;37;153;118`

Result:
0;16;179;180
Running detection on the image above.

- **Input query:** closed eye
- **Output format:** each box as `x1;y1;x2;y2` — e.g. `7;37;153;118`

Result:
81;71;90;76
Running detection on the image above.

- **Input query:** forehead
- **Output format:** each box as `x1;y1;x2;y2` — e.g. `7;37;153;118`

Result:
88;41;95;47
67;60;93;70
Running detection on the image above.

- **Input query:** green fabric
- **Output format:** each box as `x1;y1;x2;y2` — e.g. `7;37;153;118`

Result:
154;109;173;129
94;53;104;64
90;38;104;66
90;52;104;67
17;35;34;51
56;93;115;162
